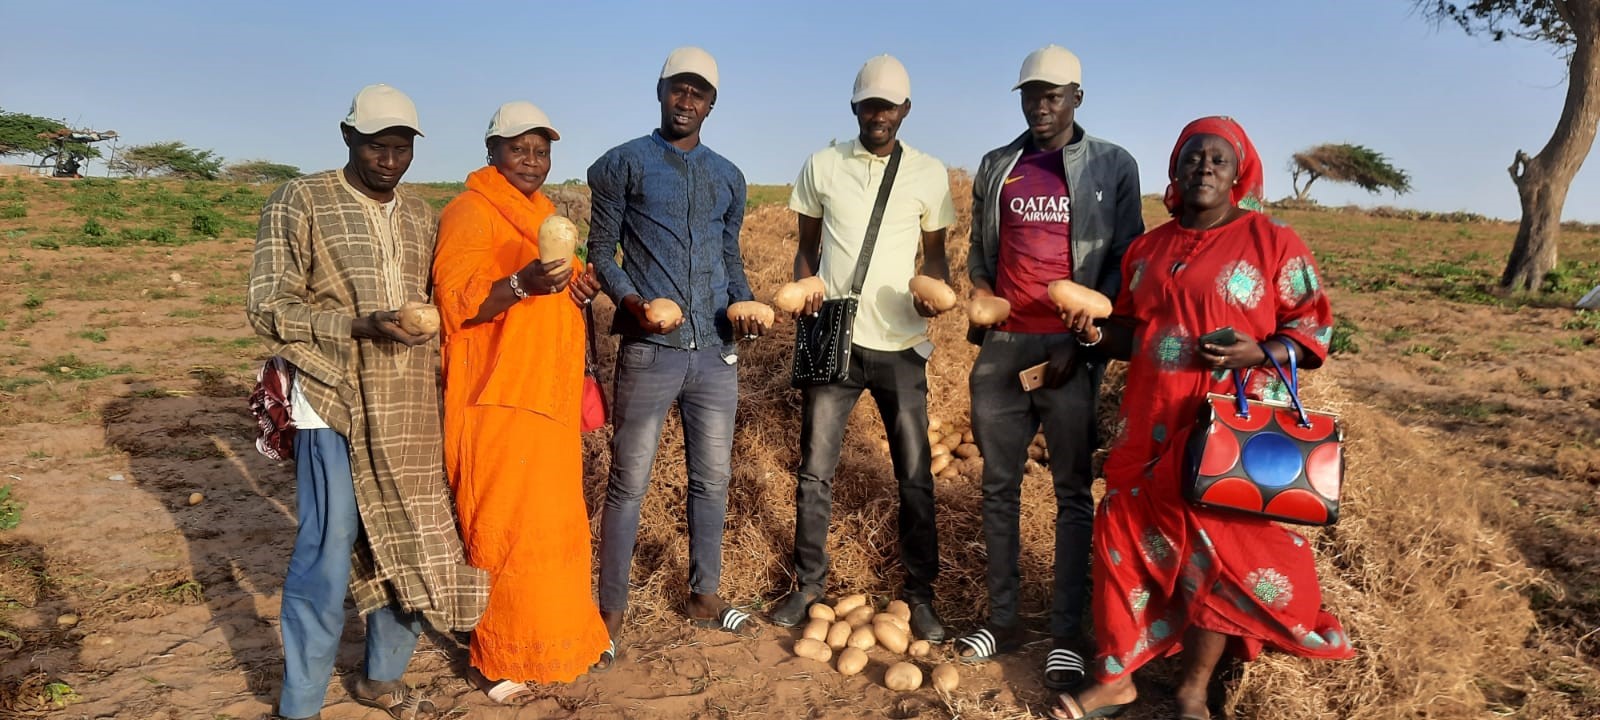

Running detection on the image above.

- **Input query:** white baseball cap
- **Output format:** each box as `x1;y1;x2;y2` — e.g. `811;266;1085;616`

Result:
485;101;561;141
660;46;719;92
852;54;911;105
1013;45;1082;90
342;84;423;136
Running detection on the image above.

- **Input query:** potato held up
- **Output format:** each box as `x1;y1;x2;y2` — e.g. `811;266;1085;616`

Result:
398;301;440;335
1046;279;1113;319
538;215;580;261
645;298;683;327
908;275;957;312
727;301;776;330
773;276;826;314
967;296;1011;326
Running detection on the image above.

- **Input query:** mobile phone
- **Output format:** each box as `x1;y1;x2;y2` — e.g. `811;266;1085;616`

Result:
1199;327;1239;347
1018;361;1049;392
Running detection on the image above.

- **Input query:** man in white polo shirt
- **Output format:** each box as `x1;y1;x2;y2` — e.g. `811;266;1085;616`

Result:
767;55;957;642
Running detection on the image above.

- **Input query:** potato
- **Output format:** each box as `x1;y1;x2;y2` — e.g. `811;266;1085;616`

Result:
826;620;853;649
940;431;964;449
930;454;952;475
727;300;776;329
931;443;950;458
1027;444;1046;461
939;464;961;480
645;298;683;327
844;605;875;628
968;296;1011;326
833;593;869;617
962;430;975;444
926;429;942;446
908;639;931;658
802;618;830;642
1046;278;1113;319
836;647;868;676
794;638;832;663
872;612;910;635
809;603;836;622
873;621;909;654
908;275;957;312
847;625;878;650
397;301;440;335
928;416;943;433
884;662;923;691
954;443;980;459
885;600;912;622
773;276;826;314
537;215;580;261
931;663;959;692
187;492;204;506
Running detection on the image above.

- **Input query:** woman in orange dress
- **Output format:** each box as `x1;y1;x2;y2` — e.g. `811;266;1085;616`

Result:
433;101;609;704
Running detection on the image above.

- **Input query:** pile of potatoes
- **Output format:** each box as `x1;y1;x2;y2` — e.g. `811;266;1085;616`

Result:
871;415;1052;481
789;594;960;694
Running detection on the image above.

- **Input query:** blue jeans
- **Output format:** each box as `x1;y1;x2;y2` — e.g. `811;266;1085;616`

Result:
599;340;738;614
278;429;423;720
969;331;1098;644
793;345;938;603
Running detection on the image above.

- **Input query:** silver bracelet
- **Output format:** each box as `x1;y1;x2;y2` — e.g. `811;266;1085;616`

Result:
507;272;530;300
1077;326;1103;347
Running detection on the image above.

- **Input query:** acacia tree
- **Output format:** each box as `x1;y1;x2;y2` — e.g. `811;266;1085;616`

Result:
1417;0;1600;292
223;160;302;183
1289;143;1413;200
109;141;223;180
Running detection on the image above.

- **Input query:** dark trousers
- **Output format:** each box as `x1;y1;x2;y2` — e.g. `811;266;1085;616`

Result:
793;345;938;604
969;331;1097;643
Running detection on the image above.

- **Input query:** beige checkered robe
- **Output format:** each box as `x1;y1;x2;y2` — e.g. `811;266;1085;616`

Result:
247;169;488;631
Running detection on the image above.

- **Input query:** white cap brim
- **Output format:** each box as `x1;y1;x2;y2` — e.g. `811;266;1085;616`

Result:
346;116;423;136
487;122;561;142
851;87;908;105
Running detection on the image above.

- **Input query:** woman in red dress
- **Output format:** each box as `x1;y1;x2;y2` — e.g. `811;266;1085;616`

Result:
1052;117;1354;719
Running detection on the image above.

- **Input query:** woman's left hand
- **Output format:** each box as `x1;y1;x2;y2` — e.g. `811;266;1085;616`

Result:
1199;337;1268;370
568;263;601;308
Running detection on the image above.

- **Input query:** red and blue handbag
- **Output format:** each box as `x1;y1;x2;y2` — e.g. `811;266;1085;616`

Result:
1183;339;1343;526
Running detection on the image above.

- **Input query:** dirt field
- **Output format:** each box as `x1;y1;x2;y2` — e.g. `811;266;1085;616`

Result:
2;172;1599;719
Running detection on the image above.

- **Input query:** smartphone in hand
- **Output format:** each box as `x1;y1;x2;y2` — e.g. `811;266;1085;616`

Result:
1199;326;1239;347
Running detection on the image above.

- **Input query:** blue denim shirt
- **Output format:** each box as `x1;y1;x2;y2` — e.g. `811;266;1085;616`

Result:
588;131;754;351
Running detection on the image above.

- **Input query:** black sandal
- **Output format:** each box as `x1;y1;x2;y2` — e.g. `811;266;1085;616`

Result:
1043;647;1087;690
953;627;1021;664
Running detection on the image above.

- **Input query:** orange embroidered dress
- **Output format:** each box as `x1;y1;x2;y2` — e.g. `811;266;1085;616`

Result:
434;166;607;683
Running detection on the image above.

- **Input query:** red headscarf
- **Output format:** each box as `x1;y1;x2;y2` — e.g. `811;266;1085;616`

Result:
1162;116;1264;215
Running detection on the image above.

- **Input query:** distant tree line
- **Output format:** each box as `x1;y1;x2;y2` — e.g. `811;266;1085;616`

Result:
1;108;300;183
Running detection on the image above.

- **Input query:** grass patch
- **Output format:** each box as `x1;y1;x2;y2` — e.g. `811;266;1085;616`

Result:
28;237;59;250
1329;316;1360;354
37;354;134;380
167;308;202;319
21;290;43;309
0;485;22;530
75;329;108;343
0;203;26;219
747;184;792;208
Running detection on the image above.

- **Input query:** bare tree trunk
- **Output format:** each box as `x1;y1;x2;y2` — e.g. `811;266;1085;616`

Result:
1291;168;1317;201
1502;0;1600;292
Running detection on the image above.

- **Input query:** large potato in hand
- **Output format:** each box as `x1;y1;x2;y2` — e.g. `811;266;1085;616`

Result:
727;301;776;330
646;298;683;327
538;215;580;261
398;301;440;335
908;275;957;312
968;296;1011;326
773;276;826;314
1046;279;1113;318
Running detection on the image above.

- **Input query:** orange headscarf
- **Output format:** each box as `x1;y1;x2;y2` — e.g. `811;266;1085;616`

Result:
1162;116;1264;215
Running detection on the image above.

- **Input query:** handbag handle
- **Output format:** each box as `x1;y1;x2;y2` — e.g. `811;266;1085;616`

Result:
1229;337;1312;428
845;143;903;299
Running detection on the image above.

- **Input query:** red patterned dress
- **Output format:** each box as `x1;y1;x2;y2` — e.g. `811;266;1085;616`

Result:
1091;210;1354;680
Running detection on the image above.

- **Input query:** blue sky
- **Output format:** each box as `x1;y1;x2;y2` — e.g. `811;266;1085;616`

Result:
3;0;1594;221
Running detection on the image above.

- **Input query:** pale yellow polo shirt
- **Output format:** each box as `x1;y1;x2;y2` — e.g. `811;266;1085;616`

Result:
789;139;956;352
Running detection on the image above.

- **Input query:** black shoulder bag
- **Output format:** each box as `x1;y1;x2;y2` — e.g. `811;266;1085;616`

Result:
790;143;902;388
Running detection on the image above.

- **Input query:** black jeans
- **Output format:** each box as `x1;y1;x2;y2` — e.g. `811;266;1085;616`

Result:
793;345;938;604
969;331;1097;643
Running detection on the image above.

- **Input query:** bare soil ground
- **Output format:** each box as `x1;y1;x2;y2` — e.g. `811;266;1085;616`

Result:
2;173;1598;719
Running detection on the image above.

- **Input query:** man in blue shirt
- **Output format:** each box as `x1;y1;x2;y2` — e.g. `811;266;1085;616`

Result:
588;46;766;648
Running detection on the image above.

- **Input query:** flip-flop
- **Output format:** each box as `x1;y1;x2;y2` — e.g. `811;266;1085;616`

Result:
691;606;758;637
352;682;438;719
1049;693;1130;720
483;679;534;706
953;628;1020;664
1043;647;1087;690
591;640;618;673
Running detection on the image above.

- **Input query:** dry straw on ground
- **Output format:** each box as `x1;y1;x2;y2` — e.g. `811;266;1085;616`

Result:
578;171;1550;718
